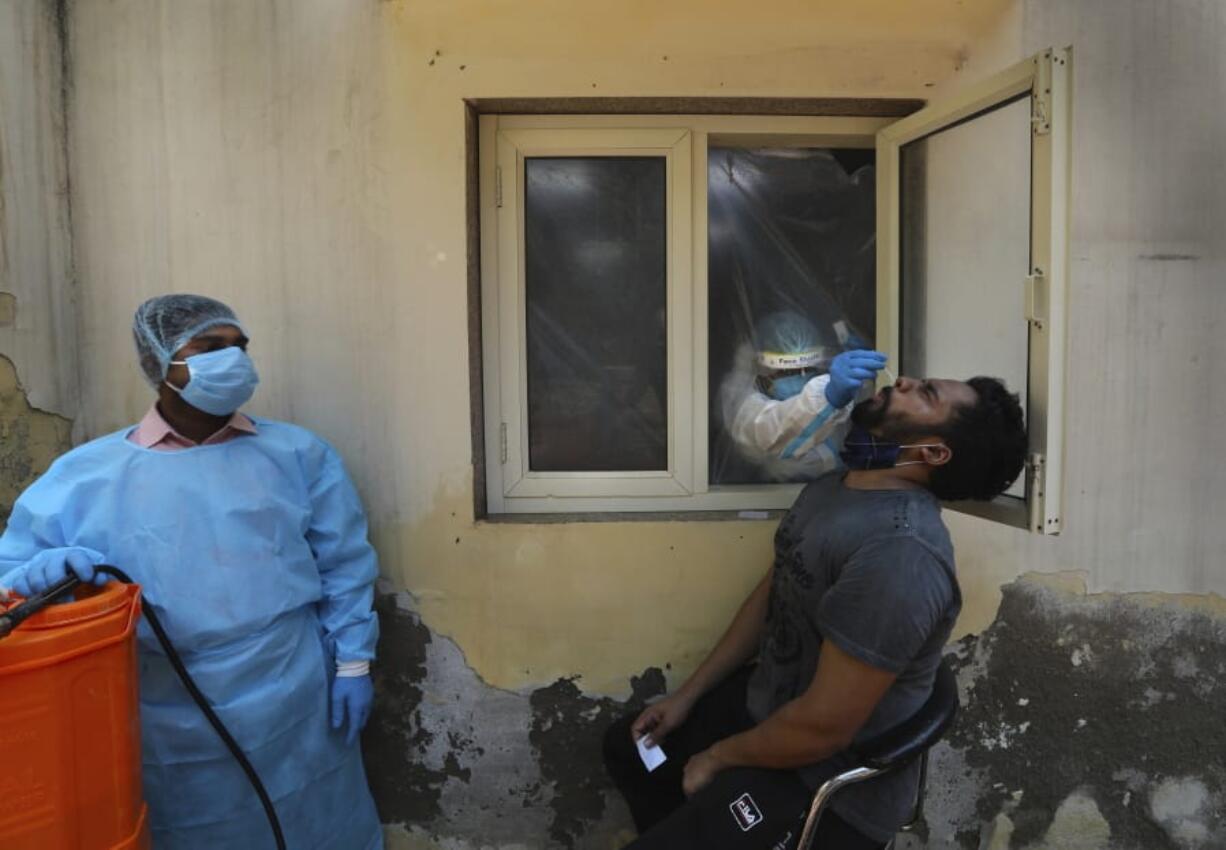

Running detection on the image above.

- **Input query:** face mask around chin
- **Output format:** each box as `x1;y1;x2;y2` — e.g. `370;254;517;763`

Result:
839;426;946;470
165;346;260;416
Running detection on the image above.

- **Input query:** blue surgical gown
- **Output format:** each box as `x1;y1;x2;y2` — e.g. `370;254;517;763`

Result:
0;419;383;850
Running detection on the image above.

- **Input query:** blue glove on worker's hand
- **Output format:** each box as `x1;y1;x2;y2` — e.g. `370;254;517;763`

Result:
825;350;889;409
8;547;107;598
331;674;374;748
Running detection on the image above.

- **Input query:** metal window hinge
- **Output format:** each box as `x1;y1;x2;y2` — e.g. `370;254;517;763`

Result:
1024;270;1048;328
495;166;503;208
1027;452;1046;532
499;422;508;463
1031;52;1052;136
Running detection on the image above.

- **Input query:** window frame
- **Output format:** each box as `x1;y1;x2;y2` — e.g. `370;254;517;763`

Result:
495;127;693;498
479;68;1071;525
480;114;893;514
875;48;1071;534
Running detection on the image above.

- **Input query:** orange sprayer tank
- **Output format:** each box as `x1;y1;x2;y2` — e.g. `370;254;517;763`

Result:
0;582;150;850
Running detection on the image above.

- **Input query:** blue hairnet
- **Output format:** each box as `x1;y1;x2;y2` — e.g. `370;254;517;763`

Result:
754;311;823;369
132;294;247;385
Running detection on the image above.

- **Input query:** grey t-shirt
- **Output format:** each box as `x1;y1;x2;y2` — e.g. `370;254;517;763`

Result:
746;472;960;843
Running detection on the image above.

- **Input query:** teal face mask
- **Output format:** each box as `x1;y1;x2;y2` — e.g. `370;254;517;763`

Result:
166;347;259;416
767;374;811;400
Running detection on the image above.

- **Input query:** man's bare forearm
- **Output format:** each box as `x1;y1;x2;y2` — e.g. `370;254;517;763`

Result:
675;569;772;702
709;698;846;769
701;640;897;773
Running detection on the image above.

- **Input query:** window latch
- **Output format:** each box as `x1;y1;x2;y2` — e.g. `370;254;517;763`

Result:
1024;271;1047;328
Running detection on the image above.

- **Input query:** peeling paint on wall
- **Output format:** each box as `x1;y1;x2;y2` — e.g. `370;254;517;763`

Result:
0;354;72;529
372;481;773;697
925;575;1226;849
364;583;660;849
366;574;1225;849
529;669;664;846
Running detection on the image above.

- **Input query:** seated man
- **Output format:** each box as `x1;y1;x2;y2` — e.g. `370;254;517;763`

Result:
604;374;1027;849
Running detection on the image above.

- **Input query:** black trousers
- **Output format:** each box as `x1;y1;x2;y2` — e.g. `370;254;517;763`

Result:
602;667;886;850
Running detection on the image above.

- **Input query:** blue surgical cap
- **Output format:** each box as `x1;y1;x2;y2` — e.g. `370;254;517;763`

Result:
132;294;247;385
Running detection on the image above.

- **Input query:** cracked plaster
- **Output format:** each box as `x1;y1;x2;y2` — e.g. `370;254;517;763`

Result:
364;584;660;849
366;574;1224;849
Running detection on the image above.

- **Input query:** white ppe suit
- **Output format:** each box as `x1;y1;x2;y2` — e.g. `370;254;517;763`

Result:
719;343;853;482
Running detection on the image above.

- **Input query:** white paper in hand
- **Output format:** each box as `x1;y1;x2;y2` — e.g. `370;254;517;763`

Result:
635;735;667;772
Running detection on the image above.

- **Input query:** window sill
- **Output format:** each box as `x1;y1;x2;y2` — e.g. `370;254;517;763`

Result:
477;508;785;524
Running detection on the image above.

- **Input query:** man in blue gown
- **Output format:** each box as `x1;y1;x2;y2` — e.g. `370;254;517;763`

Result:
0;294;383;849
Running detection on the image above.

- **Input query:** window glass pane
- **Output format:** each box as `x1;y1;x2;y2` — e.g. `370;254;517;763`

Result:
524;157;668;472
900;96;1030;499
708;148;876;485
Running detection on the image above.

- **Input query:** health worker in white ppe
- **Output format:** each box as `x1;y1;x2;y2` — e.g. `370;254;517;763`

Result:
719;311;888;481
0;294;383;850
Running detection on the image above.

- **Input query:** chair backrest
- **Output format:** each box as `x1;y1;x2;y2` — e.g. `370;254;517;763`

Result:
851;657;959;771
796;659;961;850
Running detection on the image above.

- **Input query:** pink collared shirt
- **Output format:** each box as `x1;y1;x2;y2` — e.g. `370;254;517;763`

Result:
128;405;258;451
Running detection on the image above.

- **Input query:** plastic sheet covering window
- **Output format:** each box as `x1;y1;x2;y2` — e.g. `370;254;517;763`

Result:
709;148;877;485
524;157;669;471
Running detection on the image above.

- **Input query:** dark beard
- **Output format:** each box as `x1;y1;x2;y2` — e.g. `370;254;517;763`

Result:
850;387;890;429
850;387;930;443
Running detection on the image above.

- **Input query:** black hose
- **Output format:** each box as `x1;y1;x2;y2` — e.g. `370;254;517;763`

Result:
1;567;287;850
0;574;80;638
93;566;287;850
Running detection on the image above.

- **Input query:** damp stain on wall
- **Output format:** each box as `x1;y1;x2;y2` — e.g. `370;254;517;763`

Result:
929;575;1226;850
363;575;1225;850
0;353;73;530
364;584;663;849
529;668;664;846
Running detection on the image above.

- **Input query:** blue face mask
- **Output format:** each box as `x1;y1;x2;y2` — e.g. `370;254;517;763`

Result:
768;374;811;400
839;426;946;470
166;347;259;416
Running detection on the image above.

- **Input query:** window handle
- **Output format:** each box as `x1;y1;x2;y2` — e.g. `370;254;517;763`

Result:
1024;271;1047;328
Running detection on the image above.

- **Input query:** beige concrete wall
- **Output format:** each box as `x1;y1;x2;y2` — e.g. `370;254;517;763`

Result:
63;0;1226;686
44;1;1226;846
65;0;1018;695
0;0;78;419
932;0;1226;637
0;0;77;526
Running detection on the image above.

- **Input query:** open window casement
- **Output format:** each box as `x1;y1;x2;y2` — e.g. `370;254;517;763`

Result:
875;48;1071;533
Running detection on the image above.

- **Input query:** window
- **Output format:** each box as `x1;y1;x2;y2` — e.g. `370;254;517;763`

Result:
877;48;1071;532
479;48;1069;530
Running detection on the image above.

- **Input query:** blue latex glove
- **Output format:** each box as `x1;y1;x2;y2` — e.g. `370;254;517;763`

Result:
330;674;374;747
9;547;107;598
824;350;889;408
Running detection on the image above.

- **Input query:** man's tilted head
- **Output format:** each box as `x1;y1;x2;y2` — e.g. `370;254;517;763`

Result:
852;375;1027;501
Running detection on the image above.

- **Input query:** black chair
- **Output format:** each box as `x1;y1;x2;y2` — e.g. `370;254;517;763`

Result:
797;658;960;850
